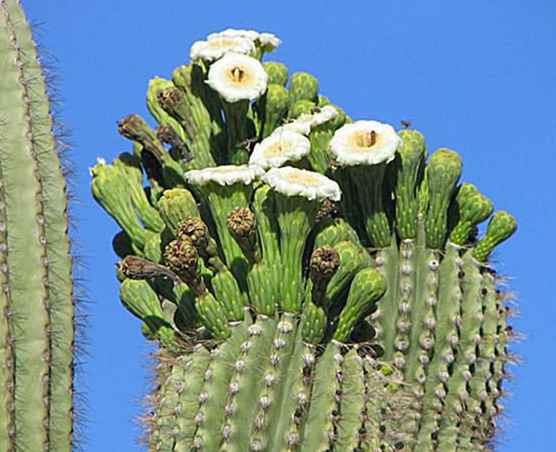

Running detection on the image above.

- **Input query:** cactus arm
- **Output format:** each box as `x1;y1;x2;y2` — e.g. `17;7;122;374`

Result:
335;350;365;450
300;342;341;452
192;322;249;450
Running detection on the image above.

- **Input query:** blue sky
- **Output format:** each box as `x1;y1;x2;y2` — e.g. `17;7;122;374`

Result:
25;1;556;450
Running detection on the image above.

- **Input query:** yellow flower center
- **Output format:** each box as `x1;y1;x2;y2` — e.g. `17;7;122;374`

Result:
227;65;251;85
263;141;288;157
287;171;320;186
350;130;378;149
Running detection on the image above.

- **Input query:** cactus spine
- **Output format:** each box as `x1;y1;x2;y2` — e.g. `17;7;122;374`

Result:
0;1;75;451
93;28;517;451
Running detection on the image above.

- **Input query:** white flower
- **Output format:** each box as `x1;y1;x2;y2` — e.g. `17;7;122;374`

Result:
249;130;310;170
206;53;268;103
257;32;281;50
262;166;341;201
329;120;401;166
207;28;260;41
208;29;281;51
273;106;338;137
190;35;255;62
274;116;313;136
311;105;338;127
89;157;107;176
185;165;263;187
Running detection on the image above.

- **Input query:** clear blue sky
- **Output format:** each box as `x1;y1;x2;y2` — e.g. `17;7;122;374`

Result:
25;1;556;450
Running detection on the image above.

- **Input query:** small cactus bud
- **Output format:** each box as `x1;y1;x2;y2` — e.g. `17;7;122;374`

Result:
472;211;517;262
157;188;200;234
334;268;387;342
449;183;494;245
288;99;316;119
263;61;289;86
424;148;463;248
289;71;319;104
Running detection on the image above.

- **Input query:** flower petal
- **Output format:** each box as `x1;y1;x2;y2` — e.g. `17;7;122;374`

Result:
206;53;268;103
329;120;401;166
262;166;341;201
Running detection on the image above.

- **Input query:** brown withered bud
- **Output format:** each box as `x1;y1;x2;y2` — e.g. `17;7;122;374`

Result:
315;198;340;223
117;114;165;162
157;124;192;164
164;239;206;295
227;207;256;242
177;217;210;251
310;246;340;283
227;207;258;262
118;255;180;283
157;87;184;116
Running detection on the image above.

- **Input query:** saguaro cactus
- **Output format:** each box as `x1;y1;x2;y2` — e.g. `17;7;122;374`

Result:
0;1;75;451
93;29;517;451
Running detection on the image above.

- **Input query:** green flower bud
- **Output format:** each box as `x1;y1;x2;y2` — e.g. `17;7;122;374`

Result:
449;183;494;246
289;71;319;104
334;268;386;342
263;61;289;86
314;218;360;248
288;99;316;119
394;129;427;240
424;148;463;248
157;188;200;234
301;301;327;344
196;292;232;339
91;160;147;250
261;83;289;137
171;64;194;92
120;279;176;347
318;95;331;106
472;211;517;262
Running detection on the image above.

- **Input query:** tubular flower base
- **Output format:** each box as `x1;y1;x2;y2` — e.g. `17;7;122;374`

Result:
92;28;518;451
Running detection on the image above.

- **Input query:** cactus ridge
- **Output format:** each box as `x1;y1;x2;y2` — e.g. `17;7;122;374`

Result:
91;28;518;451
0;1;76;451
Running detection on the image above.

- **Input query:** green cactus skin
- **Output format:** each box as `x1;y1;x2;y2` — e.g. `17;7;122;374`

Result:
0;1;75;451
92;29;518;452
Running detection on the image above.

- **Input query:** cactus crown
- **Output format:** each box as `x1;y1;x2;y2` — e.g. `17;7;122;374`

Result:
92;28;517;451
